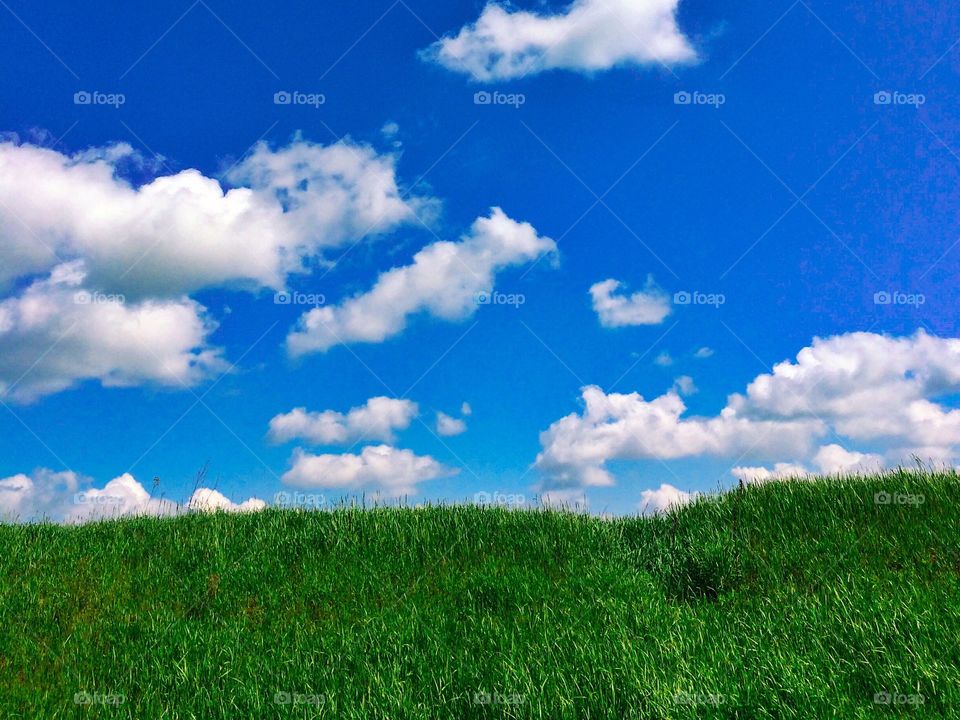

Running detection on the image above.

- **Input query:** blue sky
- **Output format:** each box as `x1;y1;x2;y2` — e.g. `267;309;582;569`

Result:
1;0;959;519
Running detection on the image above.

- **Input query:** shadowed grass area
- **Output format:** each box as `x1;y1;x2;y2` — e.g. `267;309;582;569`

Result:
2;470;959;718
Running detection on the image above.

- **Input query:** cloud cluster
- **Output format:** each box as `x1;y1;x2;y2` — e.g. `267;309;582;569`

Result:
0;262;225;401
281;445;455;497
0;136;431;401
0;137;556;402
0;138;427;297
638;483;697;514
268;397;418;445
731;444;884;484
0;468;265;523
188;488;268;514
537;385;821;489
287;207;556;355
270;395;455;496
537;331;960;490
424;0;696;80
590;277;671;328
436;411;467;436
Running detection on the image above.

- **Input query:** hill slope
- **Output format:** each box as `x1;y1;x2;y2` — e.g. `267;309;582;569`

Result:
2;470;959;718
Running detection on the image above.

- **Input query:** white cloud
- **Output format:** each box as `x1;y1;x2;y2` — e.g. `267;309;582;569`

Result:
287;207;555;355
424;0;696;80
536;331;960;490
268;397;418;445
66;473;181;523
732;444;885;485
0;468;81;520
672;375;696;396
0;468;263;523
590;277;671;328
188;488;267;513
694;346;714;359
0;262;225;401
436;411;467;436
888;446;958;467
0;138;429;298
812;444;884;475
536;385;821;489
638;483;697;514
281;445;455;496
730;463;809;485
0;136;435;400
654;352;673;367
728;331;960;450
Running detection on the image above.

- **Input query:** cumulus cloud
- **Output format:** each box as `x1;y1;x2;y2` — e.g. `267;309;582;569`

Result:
287;207;555;355
732;444;884;484
812;444;884;475
672;375;696;396
0;138;429;298
0;468;81;520
730;463;810;485
424;0;696;80
694;346;714;359
0;135;437;401
536;385;821;490
0;262;225;401
268;397;418;445
727;331;960;450
0;468;264;523
66;473;181;523
638;483;697;514
590;277;671;328
187;488;268;513
536;331;960;490
436;411;467;436
281;445;455;496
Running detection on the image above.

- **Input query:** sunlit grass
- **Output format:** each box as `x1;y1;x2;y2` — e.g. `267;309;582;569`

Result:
2;469;958;718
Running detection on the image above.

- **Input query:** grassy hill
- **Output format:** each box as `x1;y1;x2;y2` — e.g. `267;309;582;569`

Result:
2;470;959;718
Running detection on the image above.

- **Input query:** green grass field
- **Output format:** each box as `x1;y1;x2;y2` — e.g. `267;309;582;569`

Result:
2;470;959;718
